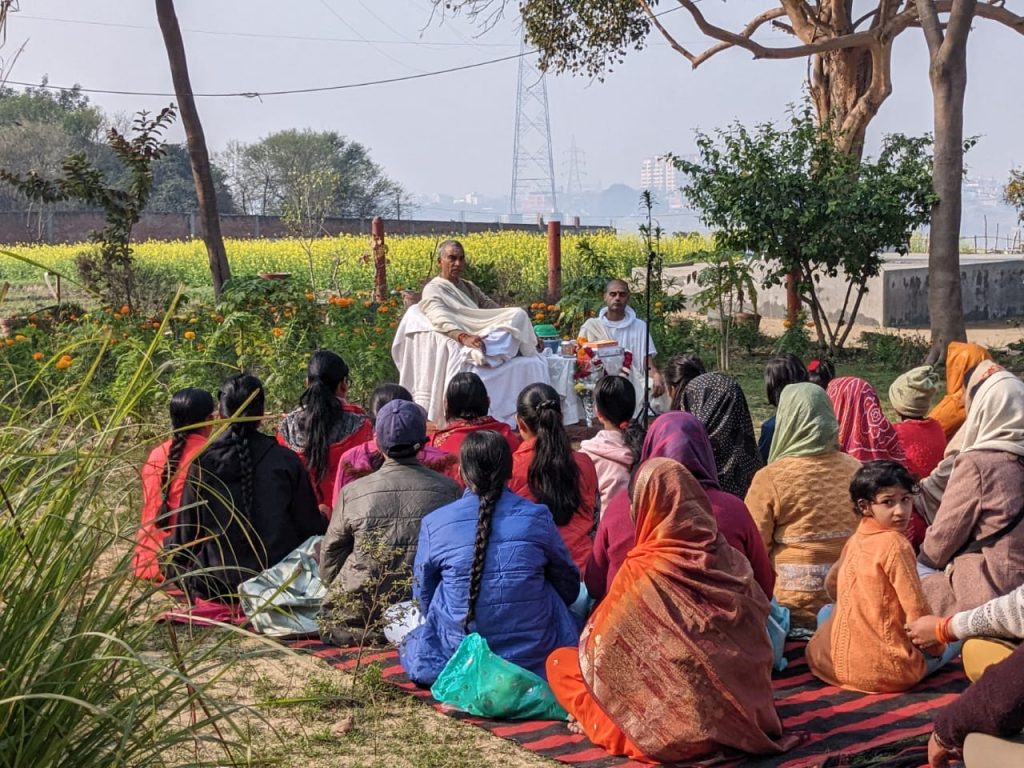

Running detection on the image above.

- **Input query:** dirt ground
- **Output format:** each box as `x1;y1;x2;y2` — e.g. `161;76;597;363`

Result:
757;316;1023;351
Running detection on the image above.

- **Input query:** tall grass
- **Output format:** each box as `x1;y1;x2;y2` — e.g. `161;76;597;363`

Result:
0;296;254;766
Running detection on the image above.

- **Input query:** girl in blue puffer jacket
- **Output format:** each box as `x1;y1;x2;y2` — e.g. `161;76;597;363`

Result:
399;430;581;685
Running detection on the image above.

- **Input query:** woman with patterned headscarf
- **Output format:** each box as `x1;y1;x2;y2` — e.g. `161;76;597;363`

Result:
745;383;861;630
547;459;788;763
681;372;763;498
827;376;907;464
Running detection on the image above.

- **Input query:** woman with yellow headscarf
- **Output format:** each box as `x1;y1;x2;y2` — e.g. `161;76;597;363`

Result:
929;341;992;440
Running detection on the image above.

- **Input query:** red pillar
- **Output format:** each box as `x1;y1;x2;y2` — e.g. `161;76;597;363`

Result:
547;220;562;303
786;270;801;325
371;216;387;303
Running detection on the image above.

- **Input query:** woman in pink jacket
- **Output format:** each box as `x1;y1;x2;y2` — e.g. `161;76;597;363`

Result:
579;376;644;514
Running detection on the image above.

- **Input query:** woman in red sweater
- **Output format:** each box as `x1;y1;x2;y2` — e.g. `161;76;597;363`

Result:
134;387;215;581
509;382;598;571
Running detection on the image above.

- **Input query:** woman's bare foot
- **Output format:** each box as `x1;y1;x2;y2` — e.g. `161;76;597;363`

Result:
567;715;584;735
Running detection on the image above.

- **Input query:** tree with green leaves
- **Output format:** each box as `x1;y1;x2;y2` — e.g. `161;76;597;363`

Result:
1007;167;1024;224
674;107;935;355
222;129;402;219
0;107;177;312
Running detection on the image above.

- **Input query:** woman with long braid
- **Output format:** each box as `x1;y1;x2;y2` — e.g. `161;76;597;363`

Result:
167;374;325;603
134;387;215;581
399;430;580;686
278;350;372;511
509;383;598;570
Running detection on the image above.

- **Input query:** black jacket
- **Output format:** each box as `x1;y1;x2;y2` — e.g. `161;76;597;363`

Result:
167;430;324;601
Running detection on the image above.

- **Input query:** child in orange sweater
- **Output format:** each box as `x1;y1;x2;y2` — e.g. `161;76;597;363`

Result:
807;461;960;692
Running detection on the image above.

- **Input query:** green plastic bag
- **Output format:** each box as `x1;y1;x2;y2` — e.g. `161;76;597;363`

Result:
430;633;568;721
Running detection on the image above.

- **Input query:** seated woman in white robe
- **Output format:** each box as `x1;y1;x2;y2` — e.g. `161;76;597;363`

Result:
419;240;539;366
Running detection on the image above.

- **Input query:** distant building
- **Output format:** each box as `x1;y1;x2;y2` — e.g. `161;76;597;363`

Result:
640;156;680;193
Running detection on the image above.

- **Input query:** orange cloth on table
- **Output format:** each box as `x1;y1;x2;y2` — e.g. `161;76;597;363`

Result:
134;431;208;581
549;458;786;764
806;517;933;693
509;437;598;571
929;341;992;440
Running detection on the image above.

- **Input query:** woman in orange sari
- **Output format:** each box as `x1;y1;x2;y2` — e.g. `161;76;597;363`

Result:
929;341;991;440
546;458;788;763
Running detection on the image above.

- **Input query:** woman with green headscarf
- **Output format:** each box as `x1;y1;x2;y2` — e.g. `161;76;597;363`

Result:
745;383;862;631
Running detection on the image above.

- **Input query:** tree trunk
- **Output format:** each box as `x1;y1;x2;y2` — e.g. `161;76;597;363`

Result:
919;0;975;363
155;0;231;298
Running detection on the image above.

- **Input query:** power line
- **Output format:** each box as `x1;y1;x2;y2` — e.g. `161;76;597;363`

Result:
14;12;519;47
2;50;528;99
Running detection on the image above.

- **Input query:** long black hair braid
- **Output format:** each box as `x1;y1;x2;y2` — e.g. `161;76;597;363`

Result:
298;350;349;483
516;382;579;526
459;430;512;634
219;373;265;518
158;387;215;525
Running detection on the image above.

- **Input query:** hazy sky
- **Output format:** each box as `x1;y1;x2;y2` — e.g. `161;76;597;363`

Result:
7;1;1024;202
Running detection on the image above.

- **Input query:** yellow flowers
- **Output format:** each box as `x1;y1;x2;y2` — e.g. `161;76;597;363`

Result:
32;351;44;361
271;327;284;338
183;330;196;341
55;354;73;369
14;334;26;342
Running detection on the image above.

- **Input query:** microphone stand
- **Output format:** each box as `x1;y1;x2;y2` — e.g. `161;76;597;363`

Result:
639;193;658;429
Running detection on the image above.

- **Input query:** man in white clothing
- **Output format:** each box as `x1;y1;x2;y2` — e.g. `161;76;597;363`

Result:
579;279;665;409
418;240;538;363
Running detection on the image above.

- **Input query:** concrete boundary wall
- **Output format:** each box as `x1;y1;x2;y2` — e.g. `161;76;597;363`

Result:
657;253;1024;327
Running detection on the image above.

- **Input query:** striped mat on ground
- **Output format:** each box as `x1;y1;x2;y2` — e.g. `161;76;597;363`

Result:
285;638;968;768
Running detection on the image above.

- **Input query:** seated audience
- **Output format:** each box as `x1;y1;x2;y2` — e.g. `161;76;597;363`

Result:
745;383;861;630
547;459;787;764
579;375;644;513
319;400;460;647
682;372;763;497
925;644;1024;768
807;461;957;693
662;353;706;412
585;411;774;602
333;383;456;502
929;341;992;440
509;383;599;570
827;376;907;464
419;240;538;363
277;350;372;510
398;430;580;685
166;374;325;602
428;372;521;460
758;354;808;462
806;358;835;389
918;363;1024;614
134;387;215;581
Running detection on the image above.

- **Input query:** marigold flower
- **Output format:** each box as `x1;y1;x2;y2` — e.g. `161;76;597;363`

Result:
533;313;544;321
56;355;73;369
183;330;196;340
14;334;26;342
119;305;130;315
271;327;284;337
305;291;315;301
32;351;44;361
377;305;389;314
546;304;557;312
5;339;14;347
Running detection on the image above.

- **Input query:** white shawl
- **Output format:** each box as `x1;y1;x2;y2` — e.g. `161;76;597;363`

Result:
960;369;1024;457
419;277;537;358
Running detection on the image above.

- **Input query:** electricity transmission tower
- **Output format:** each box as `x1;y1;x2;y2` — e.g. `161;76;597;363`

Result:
564;135;586;198
510;35;556;216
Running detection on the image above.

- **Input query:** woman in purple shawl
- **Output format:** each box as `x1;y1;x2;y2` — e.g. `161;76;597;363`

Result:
583;411;775;601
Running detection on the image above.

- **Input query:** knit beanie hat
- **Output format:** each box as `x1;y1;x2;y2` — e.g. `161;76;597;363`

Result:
888;365;940;419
